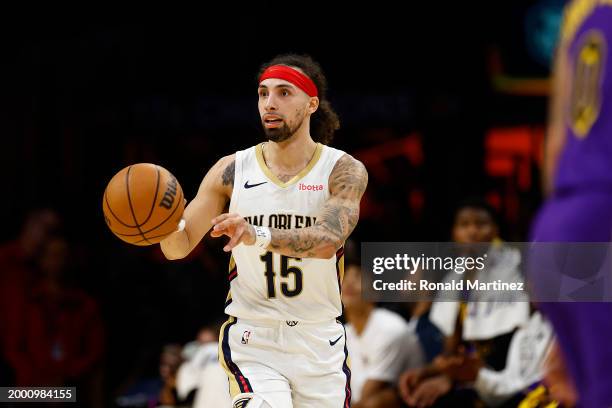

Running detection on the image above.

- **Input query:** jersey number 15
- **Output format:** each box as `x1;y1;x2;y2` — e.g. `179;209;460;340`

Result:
260;252;303;298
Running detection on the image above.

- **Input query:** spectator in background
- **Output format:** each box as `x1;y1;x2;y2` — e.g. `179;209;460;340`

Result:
0;209;62;383
4;235;105;406
342;240;425;408
399;199;552;407
176;321;232;408
116;344;185;408
410;302;445;365
158;344;184;406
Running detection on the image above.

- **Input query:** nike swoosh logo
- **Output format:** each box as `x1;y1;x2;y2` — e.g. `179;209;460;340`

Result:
244;181;268;189
329;335;343;346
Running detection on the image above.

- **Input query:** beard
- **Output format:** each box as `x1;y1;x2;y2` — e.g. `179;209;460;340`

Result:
262;114;305;143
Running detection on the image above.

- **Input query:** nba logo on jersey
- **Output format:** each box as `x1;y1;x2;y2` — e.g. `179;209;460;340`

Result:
241;330;251;344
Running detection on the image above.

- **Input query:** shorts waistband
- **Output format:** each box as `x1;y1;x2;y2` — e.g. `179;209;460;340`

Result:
233;316;339;328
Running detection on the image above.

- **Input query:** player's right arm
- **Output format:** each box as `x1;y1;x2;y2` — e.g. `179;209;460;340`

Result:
160;154;234;260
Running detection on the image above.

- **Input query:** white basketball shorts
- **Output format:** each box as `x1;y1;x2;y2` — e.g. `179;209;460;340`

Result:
218;316;352;408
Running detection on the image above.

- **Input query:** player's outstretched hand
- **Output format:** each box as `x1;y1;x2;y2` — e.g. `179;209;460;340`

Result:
211;213;256;252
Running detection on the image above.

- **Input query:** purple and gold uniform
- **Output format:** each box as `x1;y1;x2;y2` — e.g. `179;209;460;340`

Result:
530;1;612;406
555;1;612;191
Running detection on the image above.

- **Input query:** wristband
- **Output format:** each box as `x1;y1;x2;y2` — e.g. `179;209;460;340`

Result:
253;226;271;249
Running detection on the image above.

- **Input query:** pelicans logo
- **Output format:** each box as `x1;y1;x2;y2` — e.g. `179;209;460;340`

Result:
233;397;252;408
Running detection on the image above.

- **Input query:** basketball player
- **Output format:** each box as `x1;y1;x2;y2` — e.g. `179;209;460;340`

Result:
530;1;612;406
160;54;368;408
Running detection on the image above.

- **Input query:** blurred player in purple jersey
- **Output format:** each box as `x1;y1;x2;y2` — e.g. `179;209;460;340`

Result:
530;0;612;406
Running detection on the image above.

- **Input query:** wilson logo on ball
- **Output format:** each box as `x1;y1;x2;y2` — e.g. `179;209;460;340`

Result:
159;177;178;209
103;163;185;246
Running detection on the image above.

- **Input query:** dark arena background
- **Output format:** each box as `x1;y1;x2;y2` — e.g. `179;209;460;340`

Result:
0;2;568;407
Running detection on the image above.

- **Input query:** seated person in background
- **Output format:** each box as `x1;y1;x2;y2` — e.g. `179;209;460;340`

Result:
440;311;554;407
158;344;184;406
116;344;185;408
342;240;425;408
176;321;232;408
399;199;552;407
0;208;62;384
407;301;444;365
4;235;104;390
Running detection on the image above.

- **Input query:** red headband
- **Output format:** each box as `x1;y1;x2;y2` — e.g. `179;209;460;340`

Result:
259;65;318;97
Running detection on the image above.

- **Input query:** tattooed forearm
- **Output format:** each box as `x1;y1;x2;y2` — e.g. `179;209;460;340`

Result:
267;154;368;259
318;205;344;237
269;225;341;258
222;159;235;187
317;202;359;239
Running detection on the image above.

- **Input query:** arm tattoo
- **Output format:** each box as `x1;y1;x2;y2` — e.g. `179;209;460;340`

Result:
222;159;235;187
318;154;367;234
269;230;327;258
268;154;368;258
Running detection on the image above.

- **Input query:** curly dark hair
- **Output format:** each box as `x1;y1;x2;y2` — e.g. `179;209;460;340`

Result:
257;54;340;144
453;197;501;228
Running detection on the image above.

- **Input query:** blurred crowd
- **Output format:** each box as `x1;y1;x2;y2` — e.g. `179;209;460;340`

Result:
0;207;230;407
0;210;104;407
339;199;560;408
0;197;567;408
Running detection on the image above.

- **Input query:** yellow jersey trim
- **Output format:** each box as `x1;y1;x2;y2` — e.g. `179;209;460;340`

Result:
255;142;323;188
229;255;236;272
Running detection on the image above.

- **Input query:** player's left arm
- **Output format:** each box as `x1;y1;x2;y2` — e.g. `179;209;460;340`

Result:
211;153;368;258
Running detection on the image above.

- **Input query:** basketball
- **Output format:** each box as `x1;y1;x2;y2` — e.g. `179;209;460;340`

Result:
102;163;185;246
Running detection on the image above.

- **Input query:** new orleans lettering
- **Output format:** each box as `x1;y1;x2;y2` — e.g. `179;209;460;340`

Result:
244;214;265;226
294;215;316;228
243;214;317;230
269;214;292;229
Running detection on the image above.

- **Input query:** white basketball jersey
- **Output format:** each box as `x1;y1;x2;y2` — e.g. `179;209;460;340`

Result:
225;142;346;322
